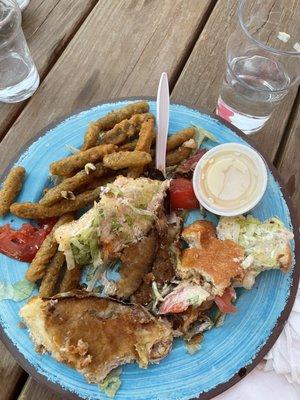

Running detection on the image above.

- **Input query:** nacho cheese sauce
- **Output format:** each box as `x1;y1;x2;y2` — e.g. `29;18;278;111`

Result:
195;144;267;215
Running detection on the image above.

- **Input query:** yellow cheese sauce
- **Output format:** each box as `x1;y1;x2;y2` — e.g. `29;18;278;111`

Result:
197;143;266;216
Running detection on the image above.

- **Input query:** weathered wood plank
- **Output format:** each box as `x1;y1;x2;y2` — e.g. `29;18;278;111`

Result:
171;0;297;162
0;0;214;174
0;0;97;140
0;340;25;400
18;378;62;400
1;0;215;397
277;91;300;220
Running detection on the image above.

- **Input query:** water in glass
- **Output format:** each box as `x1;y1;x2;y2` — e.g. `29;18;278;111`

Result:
0;0;39;103
217;55;290;133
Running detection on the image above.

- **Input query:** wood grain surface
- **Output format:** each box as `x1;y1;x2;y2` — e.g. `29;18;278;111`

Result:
0;0;298;399
18;378;62;400
171;0;298;162
0;0;215;178
0;0;97;140
0;340;25;400
277;90;300;220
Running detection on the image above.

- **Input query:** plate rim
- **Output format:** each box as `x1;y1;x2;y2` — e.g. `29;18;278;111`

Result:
0;96;299;400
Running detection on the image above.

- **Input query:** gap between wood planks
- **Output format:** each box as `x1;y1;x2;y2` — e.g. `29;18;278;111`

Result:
273;87;300;168
0;0;99;142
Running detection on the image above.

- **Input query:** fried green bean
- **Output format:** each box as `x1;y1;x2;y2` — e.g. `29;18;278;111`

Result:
103;151;152;170
26;214;74;282
50;144;116;177
128;118;155;178
59;264;82;293
10;188;100;219
0;166;25;217
166;146;192;166
166;128;196;151
118;140;138;151
100;113;153;145
39;251;65;297
82;101;150;150
39;163;108;206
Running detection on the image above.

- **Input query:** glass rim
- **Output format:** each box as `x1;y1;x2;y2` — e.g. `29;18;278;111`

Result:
238;0;300;57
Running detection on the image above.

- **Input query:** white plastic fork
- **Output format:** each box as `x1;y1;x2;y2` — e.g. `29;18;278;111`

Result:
155;72;170;177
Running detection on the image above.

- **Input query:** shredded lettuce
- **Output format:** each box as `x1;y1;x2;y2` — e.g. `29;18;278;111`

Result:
65;144;80;154
106;184;124;198
217;215;293;271
99;368;122;398
191;124;219;149
0;279;35;302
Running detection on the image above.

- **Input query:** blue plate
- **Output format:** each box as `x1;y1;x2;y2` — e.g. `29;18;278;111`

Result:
0;99;299;400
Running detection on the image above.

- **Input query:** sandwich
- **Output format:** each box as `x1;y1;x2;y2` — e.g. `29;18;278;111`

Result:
54;176;168;271
20;292;173;384
217;215;294;288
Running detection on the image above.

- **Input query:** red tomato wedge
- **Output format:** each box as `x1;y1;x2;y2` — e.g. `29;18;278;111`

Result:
170;178;199;210
0;219;56;263
214;287;237;313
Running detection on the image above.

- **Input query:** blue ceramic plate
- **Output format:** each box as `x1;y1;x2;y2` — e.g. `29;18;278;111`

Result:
0;99;299;400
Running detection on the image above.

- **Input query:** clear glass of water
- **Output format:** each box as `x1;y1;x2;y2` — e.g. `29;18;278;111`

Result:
0;0;39;103
216;0;300;134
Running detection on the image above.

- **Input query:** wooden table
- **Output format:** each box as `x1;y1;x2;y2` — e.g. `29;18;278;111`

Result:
0;1;298;399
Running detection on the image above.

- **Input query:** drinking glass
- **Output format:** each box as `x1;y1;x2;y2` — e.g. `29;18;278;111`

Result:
0;0;39;103
216;0;300;134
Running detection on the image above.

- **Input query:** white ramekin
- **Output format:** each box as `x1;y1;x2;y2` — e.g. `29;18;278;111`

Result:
192;143;268;217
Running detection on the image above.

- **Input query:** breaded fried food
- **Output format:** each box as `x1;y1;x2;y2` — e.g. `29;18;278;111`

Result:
39;163;108;206
26;214;74;282
103;151;151;170
10;188;100;219
82;101;150;150
50;144;116;177
0;166;25;217
128;118;155;178
116;231;157;298
166;146;192;166
59;263;82;293
20;293;173;383
178;221;245;295
166;128;195;152
101;113;153;145
39;251;65;297
118;139;138;151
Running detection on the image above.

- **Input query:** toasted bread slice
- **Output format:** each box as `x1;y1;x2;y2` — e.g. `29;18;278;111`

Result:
20;292;173;383
178;221;244;295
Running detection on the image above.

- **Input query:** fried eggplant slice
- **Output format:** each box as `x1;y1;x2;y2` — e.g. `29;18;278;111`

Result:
82;101;150;150
20;293;173;383
0;166;25;217
116;231;157;298
50;144;116;177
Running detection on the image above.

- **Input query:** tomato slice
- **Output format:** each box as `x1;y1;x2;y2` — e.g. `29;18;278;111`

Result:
170;178;199;210
0;221;55;263
214;287;237;313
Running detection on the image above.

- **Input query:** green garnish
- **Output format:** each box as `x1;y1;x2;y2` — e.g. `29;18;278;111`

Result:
0;279;35;302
